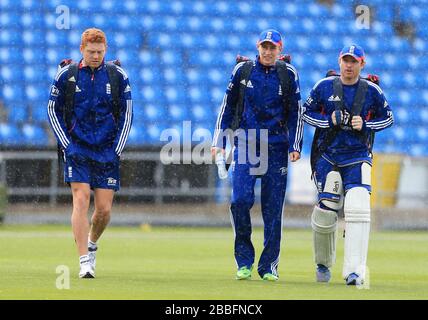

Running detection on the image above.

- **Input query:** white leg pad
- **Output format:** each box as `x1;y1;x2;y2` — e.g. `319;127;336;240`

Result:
343;187;371;280
311;206;338;268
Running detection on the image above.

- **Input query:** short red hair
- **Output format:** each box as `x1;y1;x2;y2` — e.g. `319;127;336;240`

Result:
81;28;107;47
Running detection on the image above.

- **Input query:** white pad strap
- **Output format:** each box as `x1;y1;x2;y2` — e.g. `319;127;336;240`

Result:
343;187;371;280
311;206;338;268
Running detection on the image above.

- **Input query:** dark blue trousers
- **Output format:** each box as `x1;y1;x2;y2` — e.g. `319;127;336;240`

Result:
230;143;288;278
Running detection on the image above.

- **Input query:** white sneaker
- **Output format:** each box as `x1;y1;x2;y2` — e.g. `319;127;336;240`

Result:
88;246;97;269
79;256;95;278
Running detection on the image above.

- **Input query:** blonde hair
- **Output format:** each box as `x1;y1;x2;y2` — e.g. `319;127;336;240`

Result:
81;28;107;47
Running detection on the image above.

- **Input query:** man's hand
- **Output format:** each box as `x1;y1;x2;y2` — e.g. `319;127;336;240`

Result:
289;151;301;162
351;116;363;131
332;110;351;127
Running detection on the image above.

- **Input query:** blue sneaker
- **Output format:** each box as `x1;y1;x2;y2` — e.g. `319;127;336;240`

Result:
346;272;363;285
316;264;331;282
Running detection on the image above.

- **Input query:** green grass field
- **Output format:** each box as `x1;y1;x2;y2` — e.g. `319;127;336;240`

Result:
0;224;427;300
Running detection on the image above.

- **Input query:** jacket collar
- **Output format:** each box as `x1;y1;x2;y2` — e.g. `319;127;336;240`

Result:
255;56;276;72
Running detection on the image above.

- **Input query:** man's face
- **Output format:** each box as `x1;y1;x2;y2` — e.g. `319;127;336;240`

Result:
80;42;106;68
338;55;365;80
257;41;281;66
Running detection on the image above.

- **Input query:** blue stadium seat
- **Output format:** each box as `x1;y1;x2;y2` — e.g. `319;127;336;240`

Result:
419;108;428;124
408;144;426;157
394;107;408;124
45;31;69;47
161;50;183;65
0;30;21;46
0;123;24;146
0;12;21;31
163;67;185;85
2;84;25;104
140;86;165;104
67;30;81;47
206;69;224;84
23;48;45;64
0;66;23;82
116;49;140;66
45;0;76;10
167;104;189;122
8;106;28;123
110;32;136;48
21;123;48;145
164;86;187;104
31;104;48;123
147;32;173;48
140;104;166;122
209;87;224;104
20;13;44;29
185;69;203;85
138;50;157;66
371;21;394;36
0;47;22;64
147;122;168;145
26;85;48;101
22;30;45;46
188;86;206;103
191;104;212;122
24;67;48;82
126;121;145;146
375;4;394;22
139;68;162;84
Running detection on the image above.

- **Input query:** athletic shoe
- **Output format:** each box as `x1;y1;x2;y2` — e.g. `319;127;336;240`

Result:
79;256;95;279
346;272;363;285
262;273;279;281
236;266;253;280
316;264;331;283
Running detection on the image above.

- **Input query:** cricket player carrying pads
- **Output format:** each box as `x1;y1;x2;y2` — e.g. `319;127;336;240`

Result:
302;44;393;285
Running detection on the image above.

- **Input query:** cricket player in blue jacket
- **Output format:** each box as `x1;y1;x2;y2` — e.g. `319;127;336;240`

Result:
47;28;133;278
212;29;304;281
302;45;393;285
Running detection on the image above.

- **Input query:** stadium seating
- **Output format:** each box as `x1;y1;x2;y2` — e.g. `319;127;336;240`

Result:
0;0;427;156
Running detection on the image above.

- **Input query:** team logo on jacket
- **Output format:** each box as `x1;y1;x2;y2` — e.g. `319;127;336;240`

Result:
50;85;59;97
279;167;287;175
106;83;111;94
107;177;117;186
328;95;341;102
